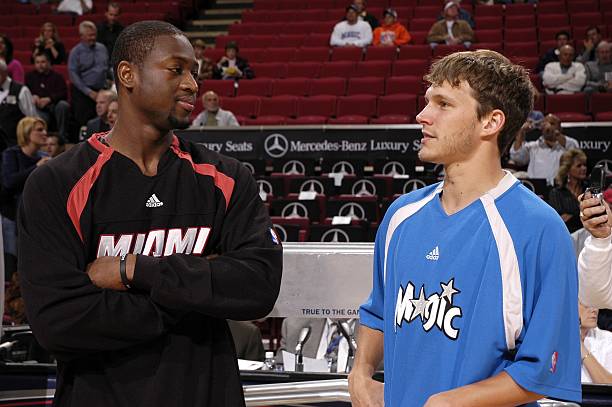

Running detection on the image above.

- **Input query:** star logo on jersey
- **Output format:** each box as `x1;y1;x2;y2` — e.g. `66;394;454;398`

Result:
426;246;440;261
145;194;164;208
394;278;462;340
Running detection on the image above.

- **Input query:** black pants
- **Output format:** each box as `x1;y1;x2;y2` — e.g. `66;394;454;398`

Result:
71;85;97;128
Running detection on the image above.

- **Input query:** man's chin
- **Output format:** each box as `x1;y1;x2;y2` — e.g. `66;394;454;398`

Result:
168;115;191;130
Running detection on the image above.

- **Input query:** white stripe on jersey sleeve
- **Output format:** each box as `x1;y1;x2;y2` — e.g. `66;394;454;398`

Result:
384;184;443;282
481;171;522;350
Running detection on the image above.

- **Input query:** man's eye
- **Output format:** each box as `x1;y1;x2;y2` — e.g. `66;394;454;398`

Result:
170;67;182;74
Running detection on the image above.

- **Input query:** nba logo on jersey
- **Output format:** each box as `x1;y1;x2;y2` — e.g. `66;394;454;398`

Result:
269;228;280;245
550;351;558;373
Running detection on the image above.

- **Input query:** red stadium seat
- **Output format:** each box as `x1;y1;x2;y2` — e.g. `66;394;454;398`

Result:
392;60;429;77
200;80;236;98
228;24;251;36
328;115;370;124
505;15;536;29
365;46;398;61
474;29;503;43
409;18;436;31
215;35;244;49
221;96;260;118
296;95;337;118
289;115;328;124
537;14;569;28
300;10;328;22
331;47;364;62
377;93;418;119
571;13;604;27
276;35;305;48
258;95;298;117
567;1;599;14
511;57;539;71
265;48;297;63
240;48;266;63
475;42;503;53
389;0;418;7
476;16;503;30
251;62;288;79
271;78;310;96
589;93;612;121
336;95;377;118
286;62;321;78
294;47;330;62
413;6;440;19
538;27;571;43
285;22;316;35
13;51;31;65
504;4;535;15
504;42;539;58
204;48;225;63
319;61;356;78
354;61;393;77
309;78;346;96
370;115;412;124
249;35;279;49
432;44;466;58
347;77;386;96
386;76;422;95
536;2;567;14
246;116;288;125
545;94;591;122
409;31;429;44
3;28;23;39
302;34;332;47
505;28;537;42
236;79;273;97
475;4;503;17
397;44;431;60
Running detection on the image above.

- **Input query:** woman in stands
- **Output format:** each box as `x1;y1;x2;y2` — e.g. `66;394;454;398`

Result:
579;301;612;384
548;148;588;233
32;22;66;65
213;41;254;80
0;34;25;83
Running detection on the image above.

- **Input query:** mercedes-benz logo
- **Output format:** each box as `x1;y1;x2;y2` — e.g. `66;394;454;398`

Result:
281;202;309;218
595;159;612;176
331;161;356;175
242;162;255;175
338;202;366;220
521;179;536;193
351;179;377;196
300;179;325;195
382;161;406;176
282;160;306;175
257;179;274;196
321;228;351;242
272;224;287;242
264;133;289;158
403;179;427;193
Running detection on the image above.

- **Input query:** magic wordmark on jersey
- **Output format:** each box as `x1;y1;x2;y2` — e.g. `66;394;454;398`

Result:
97;227;212;258
394;278;462;340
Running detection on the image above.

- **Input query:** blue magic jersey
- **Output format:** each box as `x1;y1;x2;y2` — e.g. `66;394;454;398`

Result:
360;172;581;406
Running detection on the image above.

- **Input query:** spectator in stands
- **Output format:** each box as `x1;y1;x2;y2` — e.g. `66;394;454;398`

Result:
536;30;571;74
190;91;239;128
192;39;213;81
353;0;379;30
26;53;70;142
0;60;37;148
579;302;612;384
437;0;475;29
213;41;254;80
1;117;50;269
85;89;115;137
548;149;587;233
585;41;612;93
31;22;66;65
43;133;65;158
0;34;25;83
330;5;373;48
426;2;473;49
57;0;92;15
510;114;579;185
542;45;586;94
96;2;124;58
577;26;603;63
106;98;118;128
372;9;410;47
68;21;109;127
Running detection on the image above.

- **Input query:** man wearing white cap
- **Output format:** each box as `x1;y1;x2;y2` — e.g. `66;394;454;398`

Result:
426;1;473;48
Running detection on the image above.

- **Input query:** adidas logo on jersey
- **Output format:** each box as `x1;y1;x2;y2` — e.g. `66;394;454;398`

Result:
146;194;164;208
426;246;439;261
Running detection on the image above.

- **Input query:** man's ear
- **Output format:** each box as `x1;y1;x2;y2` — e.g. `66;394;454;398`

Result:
481;109;505;141
116;61;136;90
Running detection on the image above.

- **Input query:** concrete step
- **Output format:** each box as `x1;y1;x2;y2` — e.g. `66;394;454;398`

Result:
191;18;240;27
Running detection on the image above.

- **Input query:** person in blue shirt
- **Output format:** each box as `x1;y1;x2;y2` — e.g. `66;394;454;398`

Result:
349;50;582;407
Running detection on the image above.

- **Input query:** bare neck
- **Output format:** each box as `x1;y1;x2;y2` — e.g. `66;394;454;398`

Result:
440;150;505;215
105;111;173;177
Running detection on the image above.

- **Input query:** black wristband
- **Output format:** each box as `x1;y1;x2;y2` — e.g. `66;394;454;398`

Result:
119;254;131;289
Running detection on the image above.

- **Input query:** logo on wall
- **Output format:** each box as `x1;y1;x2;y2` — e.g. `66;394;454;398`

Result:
242;162;255;174
403;179;427;194
264;133;289;158
281;202;309;218
595;159;612;176
382;161;406;176
282;160;306;175
257;179;274;196
338;202;366;220
351;179;377;196
272;224;288;242
321;228;351;243
300;179;325;195
331;161;356;175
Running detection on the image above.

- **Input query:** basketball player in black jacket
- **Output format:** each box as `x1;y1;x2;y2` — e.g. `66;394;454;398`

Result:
18;21;283;406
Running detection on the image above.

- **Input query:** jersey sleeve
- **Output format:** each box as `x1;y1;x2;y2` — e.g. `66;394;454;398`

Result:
504;219;582;402
131;162;283;321
18;166;183;360
359;206;392;333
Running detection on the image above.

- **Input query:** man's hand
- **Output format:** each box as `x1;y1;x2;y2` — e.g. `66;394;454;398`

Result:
87;255;136;291
348;370;384;407
36;156;51;167
39;97;51;108
579;193;611;239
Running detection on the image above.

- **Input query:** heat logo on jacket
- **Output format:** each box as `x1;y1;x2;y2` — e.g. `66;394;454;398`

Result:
394;278;462;340
97;227;212;258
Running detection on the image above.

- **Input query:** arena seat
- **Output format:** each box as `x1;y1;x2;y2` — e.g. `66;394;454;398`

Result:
336;95;377;118
236;79;273;97
347;77;386;96
392;60;430;77
258;95;298;118
377;94;418;119
271;78;310;97
589;93;612;121
221;96;260;119
296;95;337;117
354;61;393;78
328;115;370;124
286;62;321;78
319;61;356;78
364;47;398;62
397;44;431;60
545;94;591;122
537;14;569;28
330;47;364;62
201;80;235;98
309;78;346;96
385;76;421;95
251;62;287;79
294;46;330;62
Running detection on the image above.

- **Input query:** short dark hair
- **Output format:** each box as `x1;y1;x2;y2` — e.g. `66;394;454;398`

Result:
586;26;601;35
225;41;239;52
425;50;534;155
555;30;570;40
111;20;184;89
107;2;120;10
34;52;50;62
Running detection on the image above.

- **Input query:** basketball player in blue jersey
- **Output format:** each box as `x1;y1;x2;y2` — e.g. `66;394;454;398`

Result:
349;50;581;406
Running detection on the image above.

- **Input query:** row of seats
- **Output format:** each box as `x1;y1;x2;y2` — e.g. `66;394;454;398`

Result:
0;0;170;14
189;93;612;124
